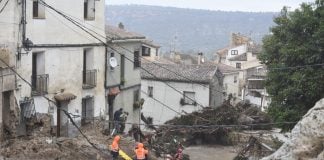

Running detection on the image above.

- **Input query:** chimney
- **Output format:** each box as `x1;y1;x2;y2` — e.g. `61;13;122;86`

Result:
118;22;124;29
198;52;203;65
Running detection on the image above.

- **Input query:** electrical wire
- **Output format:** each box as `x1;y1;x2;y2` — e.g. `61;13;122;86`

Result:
0;0;9;14
31;0;320;127
46;9;95;43
0;57;109;156
267;63;324;70
37;0;324;110
37;0;207;109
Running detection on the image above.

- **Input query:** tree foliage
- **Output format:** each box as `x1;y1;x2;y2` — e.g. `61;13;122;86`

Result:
259;0;324;130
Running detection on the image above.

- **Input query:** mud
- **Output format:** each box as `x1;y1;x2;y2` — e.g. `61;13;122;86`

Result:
183;145;237;160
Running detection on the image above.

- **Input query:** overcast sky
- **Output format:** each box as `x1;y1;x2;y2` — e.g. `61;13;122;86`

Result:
106;0;314;12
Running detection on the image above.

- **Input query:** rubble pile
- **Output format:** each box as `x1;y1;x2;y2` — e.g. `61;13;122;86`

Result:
148;101;272;159
0;116;158;160
262;98;324;160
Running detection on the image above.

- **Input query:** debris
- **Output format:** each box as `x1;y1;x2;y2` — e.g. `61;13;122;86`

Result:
147;101;272;159
0;118;159;160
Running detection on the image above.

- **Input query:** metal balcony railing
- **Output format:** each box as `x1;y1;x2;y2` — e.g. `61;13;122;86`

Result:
31;74;49;96
247;80;265;90
83;69;97;89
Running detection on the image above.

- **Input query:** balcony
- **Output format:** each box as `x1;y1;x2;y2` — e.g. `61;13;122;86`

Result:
246;67;267;79
247;79;265;90
31;74;49;96
83;69;97;89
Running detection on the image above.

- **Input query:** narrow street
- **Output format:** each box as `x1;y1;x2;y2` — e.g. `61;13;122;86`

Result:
183;145;237;160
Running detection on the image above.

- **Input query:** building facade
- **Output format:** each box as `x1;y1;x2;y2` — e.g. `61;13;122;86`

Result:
0;0;106;137
105;25;161;131
141;63;222;125
215;33;270;108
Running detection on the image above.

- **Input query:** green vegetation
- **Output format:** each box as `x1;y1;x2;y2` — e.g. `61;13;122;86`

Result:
259;0;324;130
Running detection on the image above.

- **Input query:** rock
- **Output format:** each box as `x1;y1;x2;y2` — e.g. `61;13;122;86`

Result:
262;98;324;160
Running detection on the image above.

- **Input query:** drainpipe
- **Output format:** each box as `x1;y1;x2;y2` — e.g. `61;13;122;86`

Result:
56;101;61;137
104;46;107;89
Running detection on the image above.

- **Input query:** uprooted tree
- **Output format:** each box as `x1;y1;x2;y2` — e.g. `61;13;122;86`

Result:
259;0;324;130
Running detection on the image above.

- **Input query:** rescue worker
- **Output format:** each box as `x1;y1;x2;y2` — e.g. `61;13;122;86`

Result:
134;143;148;160
113;108;123;133
109;135;121;160
173;148;183;160
119;111;129;133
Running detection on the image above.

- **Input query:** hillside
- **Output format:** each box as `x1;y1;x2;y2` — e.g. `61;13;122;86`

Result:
106;5;277;57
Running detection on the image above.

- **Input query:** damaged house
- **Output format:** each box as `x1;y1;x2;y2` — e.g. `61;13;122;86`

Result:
141;63;223;124
0;0;107;137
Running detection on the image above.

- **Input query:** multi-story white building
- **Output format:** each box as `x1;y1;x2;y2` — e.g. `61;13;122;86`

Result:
0;0;106;137
215;33;270;109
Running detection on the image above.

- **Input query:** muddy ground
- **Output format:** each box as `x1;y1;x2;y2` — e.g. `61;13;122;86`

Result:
0;120;158;160
183;145;237;160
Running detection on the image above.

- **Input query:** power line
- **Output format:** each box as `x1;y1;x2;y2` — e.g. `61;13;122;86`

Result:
141;90;215;123
141;90;182;116
267;63;324;70
0;0;9;14
46;9;95;43
0;57;109;156
37;0;207;109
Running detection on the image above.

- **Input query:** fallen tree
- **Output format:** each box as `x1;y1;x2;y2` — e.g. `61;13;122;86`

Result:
147;101;272;159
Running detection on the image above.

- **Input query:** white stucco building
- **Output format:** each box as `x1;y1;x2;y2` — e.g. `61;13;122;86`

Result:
216;63;240;102
0;0;106;137
105;25;161;131
214;33;270;109
141;63;223;125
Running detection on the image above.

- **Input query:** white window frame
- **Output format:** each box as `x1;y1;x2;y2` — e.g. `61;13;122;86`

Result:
231;50;238;55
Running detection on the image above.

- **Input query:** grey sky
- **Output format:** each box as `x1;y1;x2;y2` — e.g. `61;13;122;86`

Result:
106;0;314;12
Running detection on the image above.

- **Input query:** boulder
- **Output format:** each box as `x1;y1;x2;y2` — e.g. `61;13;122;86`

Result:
262;98;324;160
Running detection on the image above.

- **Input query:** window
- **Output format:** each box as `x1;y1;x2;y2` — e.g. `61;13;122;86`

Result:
156;49;159;57
134;89;140;103
81;97;94;125
236;63;241;69
141;46;151;57
231;50;238;55
183;91;195;105
33;0;45;19
234;76;237;83
134;50;141;68
31;52;48;95
83;49;96;88
110;52;115;71
148;86;153;97
120;54;125;85
84;0;95;20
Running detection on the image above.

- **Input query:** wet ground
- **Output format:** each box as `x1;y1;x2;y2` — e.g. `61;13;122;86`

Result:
183;145;237;160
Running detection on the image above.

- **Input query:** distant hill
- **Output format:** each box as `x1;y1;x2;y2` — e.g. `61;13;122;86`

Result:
106;5;277;57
